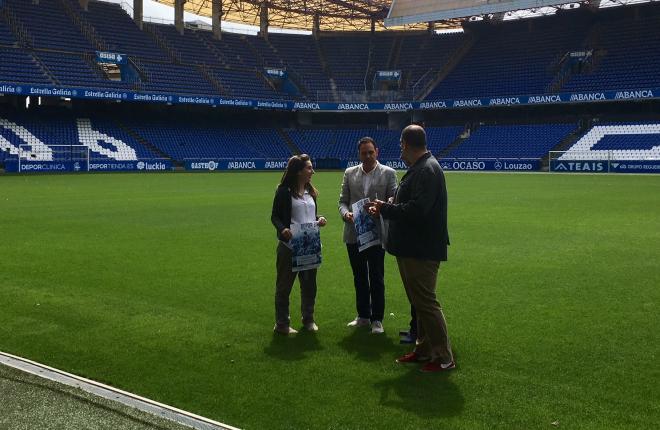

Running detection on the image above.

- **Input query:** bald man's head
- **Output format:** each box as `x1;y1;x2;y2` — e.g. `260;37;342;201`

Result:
401;124;427;149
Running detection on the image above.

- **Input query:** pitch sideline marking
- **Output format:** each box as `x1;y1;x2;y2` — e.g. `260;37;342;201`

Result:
0;351;240;430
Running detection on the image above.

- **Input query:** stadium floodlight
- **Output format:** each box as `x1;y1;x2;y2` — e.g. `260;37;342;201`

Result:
18;144;90;173
385;0;583;27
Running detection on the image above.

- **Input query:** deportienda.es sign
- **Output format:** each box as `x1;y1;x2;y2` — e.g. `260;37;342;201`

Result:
87;160;172;171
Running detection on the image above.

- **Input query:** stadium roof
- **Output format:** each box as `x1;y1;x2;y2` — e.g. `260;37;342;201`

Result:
152;0;431;31
151;0;658;31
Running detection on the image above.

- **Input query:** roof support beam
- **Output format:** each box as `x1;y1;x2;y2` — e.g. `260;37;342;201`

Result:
133;0;143;30
175;0;187;35
313;12;320;39
260;1;269;41
212;0;222;40
324;0;374;16
152;0;396;31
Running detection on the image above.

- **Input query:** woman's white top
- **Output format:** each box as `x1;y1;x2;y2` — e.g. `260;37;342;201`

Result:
290;190;316;225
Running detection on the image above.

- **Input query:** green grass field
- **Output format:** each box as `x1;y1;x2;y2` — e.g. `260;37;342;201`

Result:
1;172;659;430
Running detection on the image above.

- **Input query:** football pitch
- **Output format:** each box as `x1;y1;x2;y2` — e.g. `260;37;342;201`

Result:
1;172;658;430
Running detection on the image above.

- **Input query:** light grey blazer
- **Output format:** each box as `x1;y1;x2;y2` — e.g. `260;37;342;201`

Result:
338;162;398;244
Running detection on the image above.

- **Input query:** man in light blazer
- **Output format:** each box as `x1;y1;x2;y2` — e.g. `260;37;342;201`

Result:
338;137;397;334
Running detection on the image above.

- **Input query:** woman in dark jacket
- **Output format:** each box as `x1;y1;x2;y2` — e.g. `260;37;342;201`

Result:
271;154;327;335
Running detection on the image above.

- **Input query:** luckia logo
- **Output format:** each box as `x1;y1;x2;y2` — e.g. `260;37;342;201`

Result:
137;161;145;170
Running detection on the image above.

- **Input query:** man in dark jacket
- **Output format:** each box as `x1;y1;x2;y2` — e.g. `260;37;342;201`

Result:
367;124;454;372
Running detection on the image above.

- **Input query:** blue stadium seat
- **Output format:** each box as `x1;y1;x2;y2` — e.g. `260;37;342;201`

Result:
562;14;660;92
427;19;590;99
121;118;291;162
285;127;462;160
0;109;160;161
82;1;167;61
0;47;51;84
5;0;95;52
562;122;660;160
447;124;576;159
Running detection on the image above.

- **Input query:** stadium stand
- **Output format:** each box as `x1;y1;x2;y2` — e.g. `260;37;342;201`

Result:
207;67;286;100
244;35;286;70
133;60;217;95
4;0;95;52
561;12;660;92
142;24;288;99
398;32;465;97
198;31;261;70
121;117;291;161
426;18;590;99
0;109;159;161
0;15;17;46
560;123;660;160
445;123;577;159
1;0;658;102
425;126;466;157
369;33;396;74
4;107;660;166
319;34;371;93
81;0;166;61
1;0;659;173
284;126;463;160
286;128;386;159
33;50;132;89
268;33;333;99
145;23;221;66
0;47;51;85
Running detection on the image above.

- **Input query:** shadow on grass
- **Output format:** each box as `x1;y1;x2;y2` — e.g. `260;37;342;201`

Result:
373;367;464;418
337;328;399;362
263;331;323;361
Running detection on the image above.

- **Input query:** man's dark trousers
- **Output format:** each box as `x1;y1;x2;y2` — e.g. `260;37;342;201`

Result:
347;243;385;322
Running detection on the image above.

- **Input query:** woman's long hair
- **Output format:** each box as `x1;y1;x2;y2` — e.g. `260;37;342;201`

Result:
279;154;318;198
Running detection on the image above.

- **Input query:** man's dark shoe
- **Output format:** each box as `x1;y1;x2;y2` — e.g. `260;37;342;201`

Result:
399;333;417;344
420;360;456;372
395;351;430;363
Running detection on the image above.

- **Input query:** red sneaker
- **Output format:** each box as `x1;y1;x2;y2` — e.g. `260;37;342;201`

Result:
396;352;430;363
420;360;456;372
